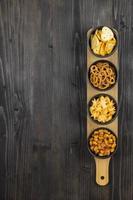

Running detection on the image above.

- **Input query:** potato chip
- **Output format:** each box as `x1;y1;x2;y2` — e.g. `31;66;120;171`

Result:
91;34;100;50
101;26;114;42
111;37;116;45
99;42;106;56
93;41;102;55
105;38;116;54
95;30;102;40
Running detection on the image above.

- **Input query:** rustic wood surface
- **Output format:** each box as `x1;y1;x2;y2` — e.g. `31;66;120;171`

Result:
0;0;133;200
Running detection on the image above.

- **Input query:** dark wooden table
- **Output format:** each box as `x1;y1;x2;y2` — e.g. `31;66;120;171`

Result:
0;0;133;200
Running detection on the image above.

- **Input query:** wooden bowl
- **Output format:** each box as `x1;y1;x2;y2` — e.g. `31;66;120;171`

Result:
88;93;118;125
88;127;118;159
88;26;118;58
88;60;118;91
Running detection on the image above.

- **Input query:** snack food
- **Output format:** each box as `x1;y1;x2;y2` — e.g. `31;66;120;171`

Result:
101;27;114;42
89;129;117;156
89;62;116;90
89;95;116;123
90;26;116;56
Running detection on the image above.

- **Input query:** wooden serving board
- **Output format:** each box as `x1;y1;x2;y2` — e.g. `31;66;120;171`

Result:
87;28;119;186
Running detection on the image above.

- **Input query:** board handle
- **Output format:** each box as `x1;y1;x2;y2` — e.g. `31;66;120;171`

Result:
94;157;111;186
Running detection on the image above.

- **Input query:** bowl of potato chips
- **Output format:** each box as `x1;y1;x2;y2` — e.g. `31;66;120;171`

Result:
89;26;117;57
88;94;117;125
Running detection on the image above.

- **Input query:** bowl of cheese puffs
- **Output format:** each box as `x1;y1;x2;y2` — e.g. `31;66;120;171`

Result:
88;94;117;125
89;26;118;57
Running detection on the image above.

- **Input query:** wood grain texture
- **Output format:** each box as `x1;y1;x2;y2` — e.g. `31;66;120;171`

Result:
0;0;133;200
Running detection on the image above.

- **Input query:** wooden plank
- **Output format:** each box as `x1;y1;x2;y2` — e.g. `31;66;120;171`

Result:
0;0;39;199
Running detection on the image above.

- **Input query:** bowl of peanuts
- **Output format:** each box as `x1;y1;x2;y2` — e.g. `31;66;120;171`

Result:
88;60;117;91
88;128;118;158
